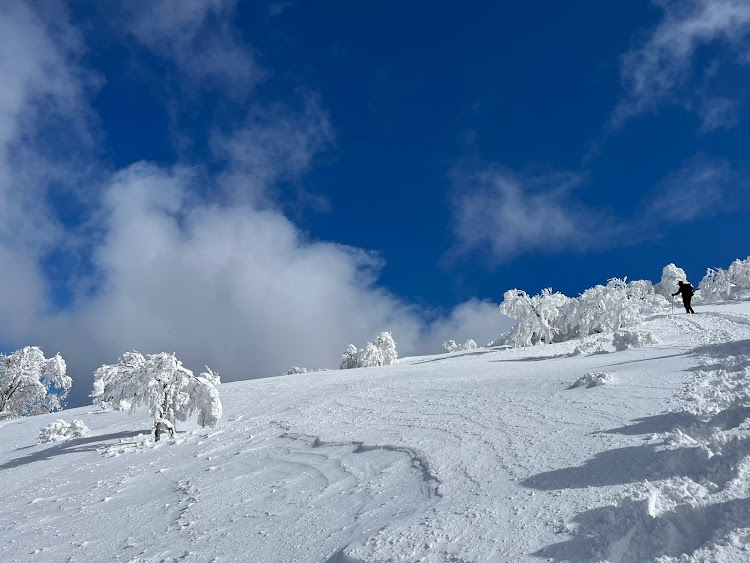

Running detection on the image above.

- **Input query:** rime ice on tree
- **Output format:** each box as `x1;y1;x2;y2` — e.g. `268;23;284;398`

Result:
0;347;72;420
91;352;222;441
499;278;665;347
700;256;750;302
654;263;688;299
340;331;398;369
443;339;478;353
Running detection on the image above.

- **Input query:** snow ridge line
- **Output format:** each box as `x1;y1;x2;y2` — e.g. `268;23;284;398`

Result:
280;431;443;498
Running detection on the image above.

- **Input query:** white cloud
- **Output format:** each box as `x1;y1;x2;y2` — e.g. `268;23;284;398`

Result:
211;94;335;207
0;2;92;245
646;156;730;222
121;0;266;98
448;157;738;265
13;163;507;406
698;96;740;133
0;2;509;407
613;0;750;128
448;168;626;264
419;299;508;350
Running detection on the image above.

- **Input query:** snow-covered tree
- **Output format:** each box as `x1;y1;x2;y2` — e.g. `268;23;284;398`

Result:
499;277;665;348
570;278;663;337
500;288;570;347
91;352;222;441
340;331;398;369
0;347;72;420
340;344;359;369
443;339;478;353
374;331;398;365
700;257;750;302
654;263;687;300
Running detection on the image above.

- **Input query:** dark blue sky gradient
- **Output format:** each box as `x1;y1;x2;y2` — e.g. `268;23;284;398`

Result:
66;0;748;308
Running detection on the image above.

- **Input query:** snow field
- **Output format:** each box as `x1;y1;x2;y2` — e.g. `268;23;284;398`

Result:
1;303;750;561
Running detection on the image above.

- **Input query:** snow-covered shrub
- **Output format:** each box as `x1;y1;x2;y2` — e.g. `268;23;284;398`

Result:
699;256;750;303
282;366;331;375
0;347;72;420
39;419;89;443
654;263;687;300
340;332;398;369
570;371;613;389
612;330;660;351
499;277;664;347
91;352;222;441
442;339;478;353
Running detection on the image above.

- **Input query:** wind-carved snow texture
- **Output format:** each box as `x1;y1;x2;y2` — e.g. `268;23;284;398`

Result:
533;309;750;562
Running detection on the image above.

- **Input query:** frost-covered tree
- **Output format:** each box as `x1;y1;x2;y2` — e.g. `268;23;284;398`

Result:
340;331;398;369
499;277;665;347
654;263;687;300
374;331;398;365
500;288;570;347
700;257;750;302
0;347;72;420
443;339;478;353
569;278;663;337
340;344;359;369
91;352;222;441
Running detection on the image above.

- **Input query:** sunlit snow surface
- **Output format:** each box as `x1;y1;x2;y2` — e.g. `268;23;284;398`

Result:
2;303;750;562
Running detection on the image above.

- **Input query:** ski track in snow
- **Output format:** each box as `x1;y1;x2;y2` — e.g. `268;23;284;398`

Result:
1;302;750;561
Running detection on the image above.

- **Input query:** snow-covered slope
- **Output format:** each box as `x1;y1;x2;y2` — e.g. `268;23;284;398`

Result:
2;303;750;562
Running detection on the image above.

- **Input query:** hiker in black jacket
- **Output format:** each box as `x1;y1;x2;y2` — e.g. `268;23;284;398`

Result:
672;281;696;314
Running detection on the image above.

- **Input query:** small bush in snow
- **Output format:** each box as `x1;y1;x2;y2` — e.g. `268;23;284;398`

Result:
570;371;613;389
0;347;72;420
699;256;750;303
39;419;89;443
340;332;398;369
282;366;331;376
91;352;222;441
442;339;478;353
612;330;661;351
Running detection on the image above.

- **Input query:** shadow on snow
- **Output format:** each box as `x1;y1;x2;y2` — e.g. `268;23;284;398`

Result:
0;430;145;471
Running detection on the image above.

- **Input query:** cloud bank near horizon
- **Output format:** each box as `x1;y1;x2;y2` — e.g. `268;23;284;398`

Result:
0;2;510;406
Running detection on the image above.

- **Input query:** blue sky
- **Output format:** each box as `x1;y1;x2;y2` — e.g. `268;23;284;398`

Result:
1;1;749;405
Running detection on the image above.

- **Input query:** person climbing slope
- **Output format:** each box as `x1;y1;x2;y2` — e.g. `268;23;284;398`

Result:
672;280;696;314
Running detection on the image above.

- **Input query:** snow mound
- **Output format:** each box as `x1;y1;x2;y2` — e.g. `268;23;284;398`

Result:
613;329;660;351
38;419;90;443
570;371;613;389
